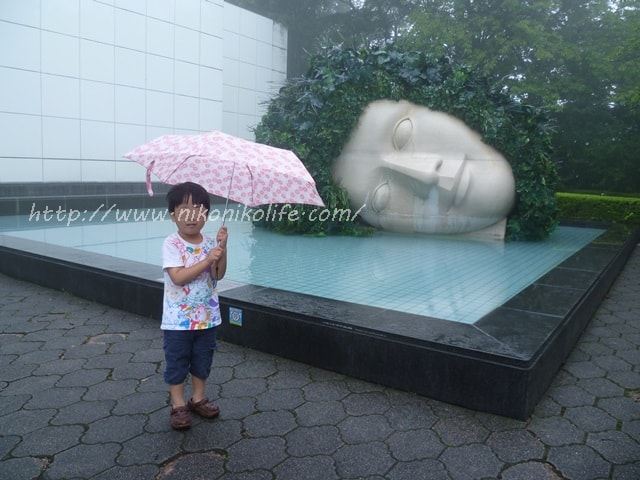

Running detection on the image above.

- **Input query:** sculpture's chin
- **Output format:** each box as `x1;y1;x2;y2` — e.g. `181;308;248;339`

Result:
361;209;504;235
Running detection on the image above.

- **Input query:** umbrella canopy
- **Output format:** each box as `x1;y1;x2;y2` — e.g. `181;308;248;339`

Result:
123;131;324;207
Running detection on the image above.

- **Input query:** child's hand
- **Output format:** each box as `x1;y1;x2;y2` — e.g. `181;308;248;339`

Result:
216;226;228;249
207;246;225;264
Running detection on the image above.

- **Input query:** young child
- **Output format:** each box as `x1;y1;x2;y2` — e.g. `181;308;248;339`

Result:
162;181;228;430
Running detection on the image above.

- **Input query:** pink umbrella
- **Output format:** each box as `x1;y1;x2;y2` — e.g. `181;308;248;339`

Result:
123;131;325;208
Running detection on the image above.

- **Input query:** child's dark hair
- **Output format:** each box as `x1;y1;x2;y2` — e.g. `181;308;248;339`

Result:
166;182;211;213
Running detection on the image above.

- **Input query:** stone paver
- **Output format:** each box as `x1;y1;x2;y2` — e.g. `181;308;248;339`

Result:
1;246;639;479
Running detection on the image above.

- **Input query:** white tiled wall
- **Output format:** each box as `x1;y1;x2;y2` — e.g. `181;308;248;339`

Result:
0;0;287;184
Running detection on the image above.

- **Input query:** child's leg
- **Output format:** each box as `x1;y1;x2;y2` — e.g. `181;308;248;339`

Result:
169;383;186;408
163;331;191;408
186;328;220;419
189;327;217;394
191;376;206;403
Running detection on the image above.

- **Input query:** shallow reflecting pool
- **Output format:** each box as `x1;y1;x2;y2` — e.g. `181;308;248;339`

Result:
0;207;604;324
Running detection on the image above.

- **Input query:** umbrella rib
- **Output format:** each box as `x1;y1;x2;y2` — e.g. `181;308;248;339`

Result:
164;155;194;182
249;166;255;206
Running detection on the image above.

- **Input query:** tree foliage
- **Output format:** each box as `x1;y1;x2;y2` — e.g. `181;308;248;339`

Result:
228;0;640;194
399;0;640;193
254;45;558;240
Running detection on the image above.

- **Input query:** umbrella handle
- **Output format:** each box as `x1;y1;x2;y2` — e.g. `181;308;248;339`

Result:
146;168;154;196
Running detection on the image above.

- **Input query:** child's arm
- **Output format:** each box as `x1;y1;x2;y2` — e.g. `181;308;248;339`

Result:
166;227;228;285
166;254;218;286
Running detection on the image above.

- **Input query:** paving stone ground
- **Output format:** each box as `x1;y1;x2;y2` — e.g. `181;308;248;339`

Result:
1;246;639;480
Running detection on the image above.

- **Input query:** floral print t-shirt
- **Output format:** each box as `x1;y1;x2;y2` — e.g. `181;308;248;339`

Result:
161;232;221;330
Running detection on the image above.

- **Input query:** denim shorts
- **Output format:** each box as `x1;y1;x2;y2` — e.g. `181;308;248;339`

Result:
163;327;217;385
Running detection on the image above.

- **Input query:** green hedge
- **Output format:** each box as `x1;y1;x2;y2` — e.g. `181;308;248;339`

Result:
556;192;640;224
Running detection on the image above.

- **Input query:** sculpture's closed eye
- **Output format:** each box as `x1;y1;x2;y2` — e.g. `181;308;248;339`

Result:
371;183;390;213
392;117;413;151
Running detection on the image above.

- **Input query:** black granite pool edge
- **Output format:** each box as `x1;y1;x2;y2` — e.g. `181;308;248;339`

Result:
0;222;637;419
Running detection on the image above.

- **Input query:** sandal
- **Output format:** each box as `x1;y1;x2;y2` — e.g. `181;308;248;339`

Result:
170;406;191;430
187;397;220;419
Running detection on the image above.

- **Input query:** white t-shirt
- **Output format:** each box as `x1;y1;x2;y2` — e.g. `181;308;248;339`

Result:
161;232;222;330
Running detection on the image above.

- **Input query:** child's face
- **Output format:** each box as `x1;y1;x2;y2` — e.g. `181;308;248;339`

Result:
171;195;208;240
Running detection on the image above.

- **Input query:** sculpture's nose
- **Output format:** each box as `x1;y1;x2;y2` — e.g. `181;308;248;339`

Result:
382;153;442;184
381;153;442;198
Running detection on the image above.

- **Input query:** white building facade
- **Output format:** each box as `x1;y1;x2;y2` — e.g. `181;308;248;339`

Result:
0;0;287;185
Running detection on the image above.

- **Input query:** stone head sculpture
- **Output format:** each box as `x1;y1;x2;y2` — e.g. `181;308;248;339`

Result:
332;100;516;240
